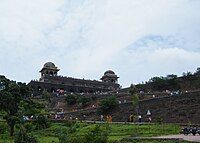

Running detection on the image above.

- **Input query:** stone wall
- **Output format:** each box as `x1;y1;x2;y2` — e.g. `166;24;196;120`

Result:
64;92;200;124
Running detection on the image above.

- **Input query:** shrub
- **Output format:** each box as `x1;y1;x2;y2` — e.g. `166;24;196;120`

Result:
24;122;35;132
0;122;8;134
99;96;118;113
84;125;109;143
57;124;109;143
66;94;77;105
57;124;80;143
14;126;37;143
77;96;91;107
35;114;49;130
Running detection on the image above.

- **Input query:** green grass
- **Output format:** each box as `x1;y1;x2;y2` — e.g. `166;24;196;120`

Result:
0;122;181;143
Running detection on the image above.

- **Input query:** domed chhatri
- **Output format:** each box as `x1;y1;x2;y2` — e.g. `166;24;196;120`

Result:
101;70;119;84
104;70;115;75
43;62;56;68
40;62;59;78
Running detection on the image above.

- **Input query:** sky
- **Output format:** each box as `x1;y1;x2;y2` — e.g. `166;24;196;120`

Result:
0;0;200;87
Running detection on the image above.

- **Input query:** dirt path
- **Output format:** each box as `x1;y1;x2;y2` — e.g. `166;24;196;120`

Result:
154;134;200;142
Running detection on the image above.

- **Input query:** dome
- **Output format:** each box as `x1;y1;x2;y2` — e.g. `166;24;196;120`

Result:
43;62;56;68
104;70;115;75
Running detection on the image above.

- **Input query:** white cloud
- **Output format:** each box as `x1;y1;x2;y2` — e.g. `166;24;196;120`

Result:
0;0;200;87
115;47;200;86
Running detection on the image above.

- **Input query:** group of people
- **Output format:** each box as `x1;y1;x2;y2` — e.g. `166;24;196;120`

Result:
100;115;113;123
129;114;152;123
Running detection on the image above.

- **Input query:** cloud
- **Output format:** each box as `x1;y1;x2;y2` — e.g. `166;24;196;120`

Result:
0;0;200;87
114;47;200;86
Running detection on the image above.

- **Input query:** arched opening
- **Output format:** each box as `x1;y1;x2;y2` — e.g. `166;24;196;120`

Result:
50;71;53;76
51;87;55;93
38;86;42;92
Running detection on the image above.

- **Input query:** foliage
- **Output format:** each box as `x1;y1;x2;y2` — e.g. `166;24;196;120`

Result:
42;90;51;102
0;122;8;134
1;122;181;143
99;96;118;113
129;84;137;95
66;94;92;107
132;94;139;108
19;99;45;117
0;76;32;136
66;94;78;105
84;124;109;143
148;76;180;91
77;96;91;107
57;124;80;143
14;126;38;143
35;114;49;130
57;124;108;143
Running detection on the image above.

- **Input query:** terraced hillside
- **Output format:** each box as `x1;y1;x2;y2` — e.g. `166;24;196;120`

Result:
64;91;200;124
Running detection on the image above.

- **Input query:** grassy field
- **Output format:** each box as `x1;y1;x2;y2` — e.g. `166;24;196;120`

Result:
0;121;182;143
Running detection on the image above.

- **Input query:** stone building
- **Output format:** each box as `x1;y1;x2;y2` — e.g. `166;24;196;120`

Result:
28;62;120;93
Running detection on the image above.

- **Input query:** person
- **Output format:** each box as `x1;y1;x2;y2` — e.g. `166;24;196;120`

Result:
148;116;152;123
83;114;86;120
129;114;133;122
109;115;112;123
100;115;104;122
138;115;142;123
69;116;72;120
106;115;109;122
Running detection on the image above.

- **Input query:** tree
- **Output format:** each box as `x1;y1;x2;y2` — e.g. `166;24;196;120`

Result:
129;84;137;95
14;125;37;143
131;92;139;118
194;67;200;75
66;94;78;105
84;125;108;143
0;76;31;136
99;96;118;113
77;96;91;107
41;90;51;102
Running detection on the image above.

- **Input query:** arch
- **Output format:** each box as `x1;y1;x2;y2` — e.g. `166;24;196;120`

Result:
51;87;55;93
38;86;42;92
50;71;53;76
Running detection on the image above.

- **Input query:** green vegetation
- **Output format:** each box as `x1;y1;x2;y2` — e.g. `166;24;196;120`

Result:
99;96;118;113
0;122;181;143
14;126;37;143
133;67;200;92
0;76;32;136
65;94;91;107
0;76;48;143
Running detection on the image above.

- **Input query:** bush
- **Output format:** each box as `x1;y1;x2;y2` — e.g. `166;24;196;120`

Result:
66;94;78;105
84;125;109;143
0;122;8;134
57;124;109;143
24;122;35;132
14;126;38;143
99;96;118;113
35;114;49;130
57;124;80;143
77;96;91;107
